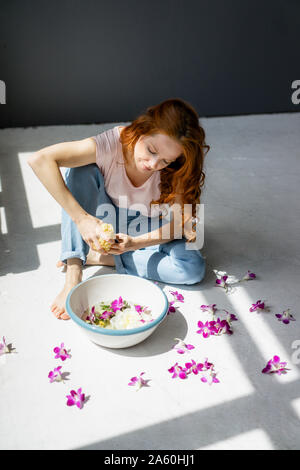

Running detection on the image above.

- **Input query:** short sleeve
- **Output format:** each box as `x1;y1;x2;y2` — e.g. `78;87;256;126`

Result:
91;127;118;177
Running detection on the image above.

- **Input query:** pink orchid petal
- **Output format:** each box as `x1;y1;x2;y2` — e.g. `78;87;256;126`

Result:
179;371;187;379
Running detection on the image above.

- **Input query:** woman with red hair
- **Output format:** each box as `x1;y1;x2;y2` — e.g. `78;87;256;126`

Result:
28;98;210;320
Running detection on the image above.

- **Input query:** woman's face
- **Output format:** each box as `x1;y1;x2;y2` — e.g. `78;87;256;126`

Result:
132;132;183;174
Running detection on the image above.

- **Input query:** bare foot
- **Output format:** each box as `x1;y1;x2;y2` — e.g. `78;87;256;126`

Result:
51;259;82;320
57;249;115;269
86;249;115;267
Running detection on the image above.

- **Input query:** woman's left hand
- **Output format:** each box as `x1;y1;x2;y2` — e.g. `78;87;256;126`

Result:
106;233;136;255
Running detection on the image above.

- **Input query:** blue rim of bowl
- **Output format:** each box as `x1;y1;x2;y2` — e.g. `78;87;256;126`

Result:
66;274;169;336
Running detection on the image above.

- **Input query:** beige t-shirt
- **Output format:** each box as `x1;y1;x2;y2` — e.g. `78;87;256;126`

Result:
91;126;162;217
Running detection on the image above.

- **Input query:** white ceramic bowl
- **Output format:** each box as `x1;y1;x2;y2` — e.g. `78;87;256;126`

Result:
66;274;169;348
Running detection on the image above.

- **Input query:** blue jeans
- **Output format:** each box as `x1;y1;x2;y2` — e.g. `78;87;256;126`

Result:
60;164;206;285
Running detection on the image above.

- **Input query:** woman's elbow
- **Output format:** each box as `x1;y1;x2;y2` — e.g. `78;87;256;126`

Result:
27;151;45;167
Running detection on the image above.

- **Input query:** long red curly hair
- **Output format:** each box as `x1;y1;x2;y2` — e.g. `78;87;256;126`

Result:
118;98;210;243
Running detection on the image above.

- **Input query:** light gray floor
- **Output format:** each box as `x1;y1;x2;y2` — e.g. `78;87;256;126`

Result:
0;113;300;450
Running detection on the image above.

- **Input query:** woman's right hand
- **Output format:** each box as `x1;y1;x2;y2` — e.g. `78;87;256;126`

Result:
76;213;107;253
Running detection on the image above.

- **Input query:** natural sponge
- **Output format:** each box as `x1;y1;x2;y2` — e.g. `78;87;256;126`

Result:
91;223;115;252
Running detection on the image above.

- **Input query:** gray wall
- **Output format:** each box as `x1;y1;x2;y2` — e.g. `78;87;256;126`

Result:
0;0;300;128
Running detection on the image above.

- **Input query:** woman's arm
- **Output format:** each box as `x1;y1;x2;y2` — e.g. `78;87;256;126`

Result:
132;216;181;249
27;138;97;223
131;196;196;249
132;195;187;249
107;217;179;255
27;137;106;251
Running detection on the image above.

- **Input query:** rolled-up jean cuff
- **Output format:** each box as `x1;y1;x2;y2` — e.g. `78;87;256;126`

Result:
113;254;128;274
60;251;86;266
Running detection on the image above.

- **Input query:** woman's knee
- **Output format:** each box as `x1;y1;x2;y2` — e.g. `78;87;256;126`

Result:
185;259;206;284
64;164;107;213
169;243;206;285
61;165;116;228
173;257;206;285
65;164;103;190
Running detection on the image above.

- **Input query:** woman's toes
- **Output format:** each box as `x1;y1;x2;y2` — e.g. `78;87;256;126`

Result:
51;279;81;320
51;306;61;317
60;312;70;320
56;261;67;272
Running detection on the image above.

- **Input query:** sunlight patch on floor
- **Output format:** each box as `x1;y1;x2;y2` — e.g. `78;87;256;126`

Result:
0;206;8;234
225;286;300;383
291;397;300;420
18;152;65;229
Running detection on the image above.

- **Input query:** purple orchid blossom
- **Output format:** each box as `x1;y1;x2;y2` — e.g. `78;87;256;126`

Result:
199;358;220;384
48;366;63;383
211;317;233;336
196;320;217;338
215;275;229;292
202;358;214;370
53;343;71;361
275;308;296;325
128;372;150;390
167;291;184;315
0;336;15;355
173;338;195;354
249;300;266;312
86;305;96;323
168;362;188;379
169;291;184;303
169;357;219;384
262;355;290;375
200;304;217;316
214;269;253;290
185;359;204;375
111;296;124;312
66;388;86;409
184;357;220;384
199;305;238;334
135;304;150;319
0;337;8;355
201;371;220;385
224;310;238;323
168;300;176;314
100;310;114;320
134;305;143;313
241;270;256;281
